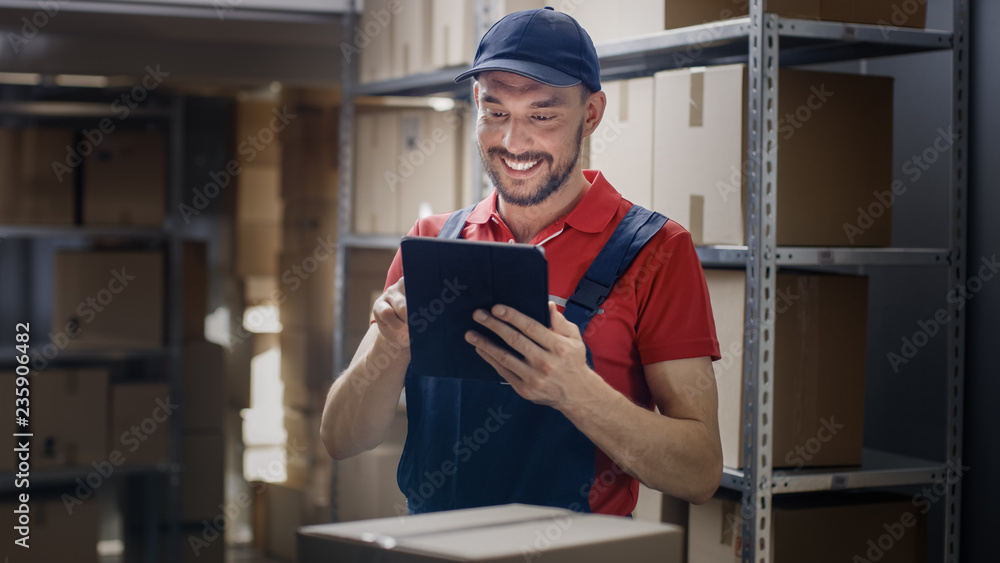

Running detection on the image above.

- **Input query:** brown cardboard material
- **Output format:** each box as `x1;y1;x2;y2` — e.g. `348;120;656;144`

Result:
664;0;926;30
83;129;166;227
654;64;893;247
237;164;283;223
52;251;164;349
358;0;397;83
705;269;868;469
183;240;209;342
182;340;225;431
236;100;284;167
298;504;685;563
570;0;667;44
689;495;926;563
236;221;282;277
0;127;75;224
392;0;433;78
174;433;225;522
110;383;173;466
0;494;99;563
280;328;333;410
587;78;656;209
354;111;401;234
345;248;397;359
430;0;475;69
0;369;108;471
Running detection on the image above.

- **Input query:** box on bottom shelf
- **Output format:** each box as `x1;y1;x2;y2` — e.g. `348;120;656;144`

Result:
689;494;927;563
0;494;100;563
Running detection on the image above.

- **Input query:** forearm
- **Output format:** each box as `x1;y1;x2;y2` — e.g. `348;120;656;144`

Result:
321;328;410;460
559;374;723;504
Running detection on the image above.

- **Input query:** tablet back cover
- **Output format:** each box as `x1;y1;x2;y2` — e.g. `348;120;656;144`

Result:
401;237;549;382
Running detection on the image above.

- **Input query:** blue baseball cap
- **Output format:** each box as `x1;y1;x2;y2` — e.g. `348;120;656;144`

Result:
454;7;601;93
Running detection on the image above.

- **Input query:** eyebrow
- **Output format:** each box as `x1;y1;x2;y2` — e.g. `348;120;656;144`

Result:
480;93;567;109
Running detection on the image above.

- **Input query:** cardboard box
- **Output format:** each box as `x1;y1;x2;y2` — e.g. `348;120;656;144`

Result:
0;127;75;224
431;0;475;69
689;495;926;563
299;504;685;563
336;442;407;522
354;111;401;234
278;248;337;333
569;0;666;45
237;164;283;223
665;0;927;31
0;369;108;471
236;221;282;277
52;251;164;349
83;129;166;226
254;482;331;562
587;78;655;209
177;433;225;521
183;240;209;342
392;0;433;78
345;248;396;358
236;100;284;167
280;108;338;203
653;65;893;246
282;200;338;254
358;0;397;83
706;269;867;469
280;328;333;410
182;340;225;431
0;494;99;563
110;383;173;466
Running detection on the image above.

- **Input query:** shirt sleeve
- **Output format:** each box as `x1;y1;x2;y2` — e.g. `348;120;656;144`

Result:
633;222;722;364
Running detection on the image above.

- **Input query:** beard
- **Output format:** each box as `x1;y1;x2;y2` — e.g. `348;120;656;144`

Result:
479;122;584;208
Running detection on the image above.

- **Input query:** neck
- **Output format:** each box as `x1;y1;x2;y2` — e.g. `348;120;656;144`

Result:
497;169;591;243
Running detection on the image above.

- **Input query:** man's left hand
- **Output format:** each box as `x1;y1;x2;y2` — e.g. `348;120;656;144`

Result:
465;302;603;408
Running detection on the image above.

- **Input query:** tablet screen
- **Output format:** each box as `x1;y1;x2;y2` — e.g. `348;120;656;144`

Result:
401;236;550;382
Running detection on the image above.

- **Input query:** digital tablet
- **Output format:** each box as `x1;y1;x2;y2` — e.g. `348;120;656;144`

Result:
400;236;550;382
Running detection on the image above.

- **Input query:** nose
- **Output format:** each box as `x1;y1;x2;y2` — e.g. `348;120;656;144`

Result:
502;117;532;156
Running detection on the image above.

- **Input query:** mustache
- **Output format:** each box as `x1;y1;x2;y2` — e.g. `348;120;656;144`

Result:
486;147;553;165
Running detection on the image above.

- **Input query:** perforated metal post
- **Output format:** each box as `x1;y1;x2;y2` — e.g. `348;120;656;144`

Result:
741;7;779;563
944;0;969;561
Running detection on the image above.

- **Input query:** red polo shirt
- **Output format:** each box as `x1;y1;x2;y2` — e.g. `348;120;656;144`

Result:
382;170;720;515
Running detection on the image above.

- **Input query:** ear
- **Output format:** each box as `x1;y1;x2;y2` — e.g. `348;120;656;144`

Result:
473;81;481;110
582;90;607;138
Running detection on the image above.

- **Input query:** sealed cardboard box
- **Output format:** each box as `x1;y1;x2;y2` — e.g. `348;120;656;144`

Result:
182;340;225;431
110;383;173;466
665;0;927;31
0;369;108;471
83;129;166;226
237;164;283;223
254;482;330;562
282;200;338;253
392;0;433;78
357;0;397;83
236;100;284;167
354;111;401;234
299;504;684;563
236;221;282;277
705;269;867;469
394;108;461;233
0;127;75;224
52;251;164;349
654;65;893;247
280;328;333;410
689;495;926;563
0;494;99;563
569;0;667;44
430;0;475;69
587;78;655;209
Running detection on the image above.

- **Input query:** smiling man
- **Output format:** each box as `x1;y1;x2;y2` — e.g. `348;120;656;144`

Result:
321;7;723;517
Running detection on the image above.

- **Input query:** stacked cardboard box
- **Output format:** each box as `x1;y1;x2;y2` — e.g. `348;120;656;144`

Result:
0;126;75;224
83;129;166;227
653;64;894;247
0;495;100;563
354;107;462;235
689;494;926;562
235;99;286;278
705;269;869;470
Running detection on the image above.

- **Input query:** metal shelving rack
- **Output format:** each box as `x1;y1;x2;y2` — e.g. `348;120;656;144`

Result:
332;2;969;560
0;97;187;563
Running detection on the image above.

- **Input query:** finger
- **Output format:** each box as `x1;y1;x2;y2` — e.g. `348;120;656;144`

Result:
549;302;582;339
465;330;534;383
471;308;545;361
474;347;524;386
373;295;406;330
486;304;557;351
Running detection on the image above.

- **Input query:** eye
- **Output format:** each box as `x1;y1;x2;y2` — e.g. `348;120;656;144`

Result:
532;115;554;121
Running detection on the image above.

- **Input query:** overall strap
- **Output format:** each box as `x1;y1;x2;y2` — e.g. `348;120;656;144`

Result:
563;205;669;365
438;204;478;239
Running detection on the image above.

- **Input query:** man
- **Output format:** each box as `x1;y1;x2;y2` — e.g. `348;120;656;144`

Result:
321;7;722;516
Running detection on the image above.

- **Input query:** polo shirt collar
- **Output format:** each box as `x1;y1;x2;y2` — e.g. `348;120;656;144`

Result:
467;170;621;233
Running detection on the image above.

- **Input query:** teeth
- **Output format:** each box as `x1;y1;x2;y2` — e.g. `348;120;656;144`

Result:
504;158;539;171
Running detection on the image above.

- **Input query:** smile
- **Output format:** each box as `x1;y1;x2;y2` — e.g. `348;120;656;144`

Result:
503;158;540;171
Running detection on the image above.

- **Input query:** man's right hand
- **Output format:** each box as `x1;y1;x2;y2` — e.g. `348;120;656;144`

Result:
372;277;410;348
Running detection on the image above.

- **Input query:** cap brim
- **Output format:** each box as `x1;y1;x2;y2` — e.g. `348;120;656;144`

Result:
453;58;582;88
